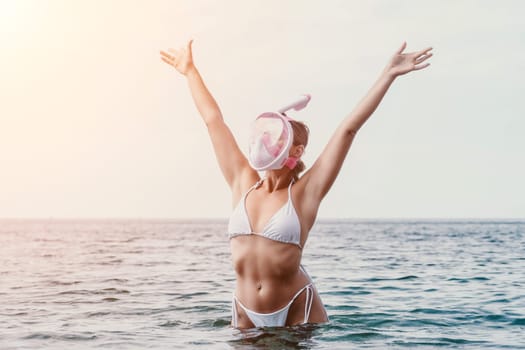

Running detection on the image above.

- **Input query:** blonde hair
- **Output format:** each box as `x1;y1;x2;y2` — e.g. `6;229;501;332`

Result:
289;120;309;182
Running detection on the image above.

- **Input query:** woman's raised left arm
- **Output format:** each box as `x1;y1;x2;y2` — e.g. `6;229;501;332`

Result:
302;42;433;201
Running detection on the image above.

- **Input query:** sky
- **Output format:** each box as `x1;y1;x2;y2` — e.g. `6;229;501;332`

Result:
0;0;524;219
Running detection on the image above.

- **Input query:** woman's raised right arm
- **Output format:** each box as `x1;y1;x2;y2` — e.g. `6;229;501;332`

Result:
160;40;251;189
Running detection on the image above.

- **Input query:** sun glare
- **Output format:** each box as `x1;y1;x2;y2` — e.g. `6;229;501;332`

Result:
0;0;20;29
0;0;41;41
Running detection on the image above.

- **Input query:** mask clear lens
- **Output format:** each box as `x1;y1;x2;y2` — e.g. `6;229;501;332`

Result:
248;113;293;171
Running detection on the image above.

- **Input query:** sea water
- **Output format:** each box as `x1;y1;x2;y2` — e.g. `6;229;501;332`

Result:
1;219;524;349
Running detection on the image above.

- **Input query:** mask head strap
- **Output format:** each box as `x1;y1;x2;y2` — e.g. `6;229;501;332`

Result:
284;156;298;170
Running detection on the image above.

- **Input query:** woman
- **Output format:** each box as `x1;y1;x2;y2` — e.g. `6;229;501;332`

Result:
160;40;432;329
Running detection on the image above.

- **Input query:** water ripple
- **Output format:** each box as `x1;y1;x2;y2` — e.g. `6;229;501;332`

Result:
0;219;524;349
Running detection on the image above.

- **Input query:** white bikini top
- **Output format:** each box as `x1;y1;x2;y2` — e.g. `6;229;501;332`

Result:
227;178;302;248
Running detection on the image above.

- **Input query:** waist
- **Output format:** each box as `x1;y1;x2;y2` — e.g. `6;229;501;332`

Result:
230;235;308;313
234;265;311;314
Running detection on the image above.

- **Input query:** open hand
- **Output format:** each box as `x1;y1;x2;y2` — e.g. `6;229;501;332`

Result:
386;42;433;77
160;39;195;75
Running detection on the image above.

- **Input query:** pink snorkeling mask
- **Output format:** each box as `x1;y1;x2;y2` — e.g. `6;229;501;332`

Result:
248;95;311;171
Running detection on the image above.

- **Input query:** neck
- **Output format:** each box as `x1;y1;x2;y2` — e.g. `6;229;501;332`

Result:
262;169;294;192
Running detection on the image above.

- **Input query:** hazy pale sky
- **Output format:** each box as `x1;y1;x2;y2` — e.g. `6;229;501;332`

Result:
1;0;524;219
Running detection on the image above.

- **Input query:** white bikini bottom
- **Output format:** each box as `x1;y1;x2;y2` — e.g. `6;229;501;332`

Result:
231;266;315;328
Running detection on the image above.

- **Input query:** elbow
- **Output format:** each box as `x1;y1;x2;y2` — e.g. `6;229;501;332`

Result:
204;112;224;127
344;120;360;137
346;128;358;138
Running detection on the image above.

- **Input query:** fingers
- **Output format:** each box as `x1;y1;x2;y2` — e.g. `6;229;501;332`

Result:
413;62;430;71
396;41;407;54
160;56;173;66
159;50;174;61
160;39;193;62
416;46;433;56
160;50;176;67
412;49;432;71
408;47;432;60
415;52;432;65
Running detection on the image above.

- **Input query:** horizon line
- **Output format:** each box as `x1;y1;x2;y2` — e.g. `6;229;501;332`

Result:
0;217;524;222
